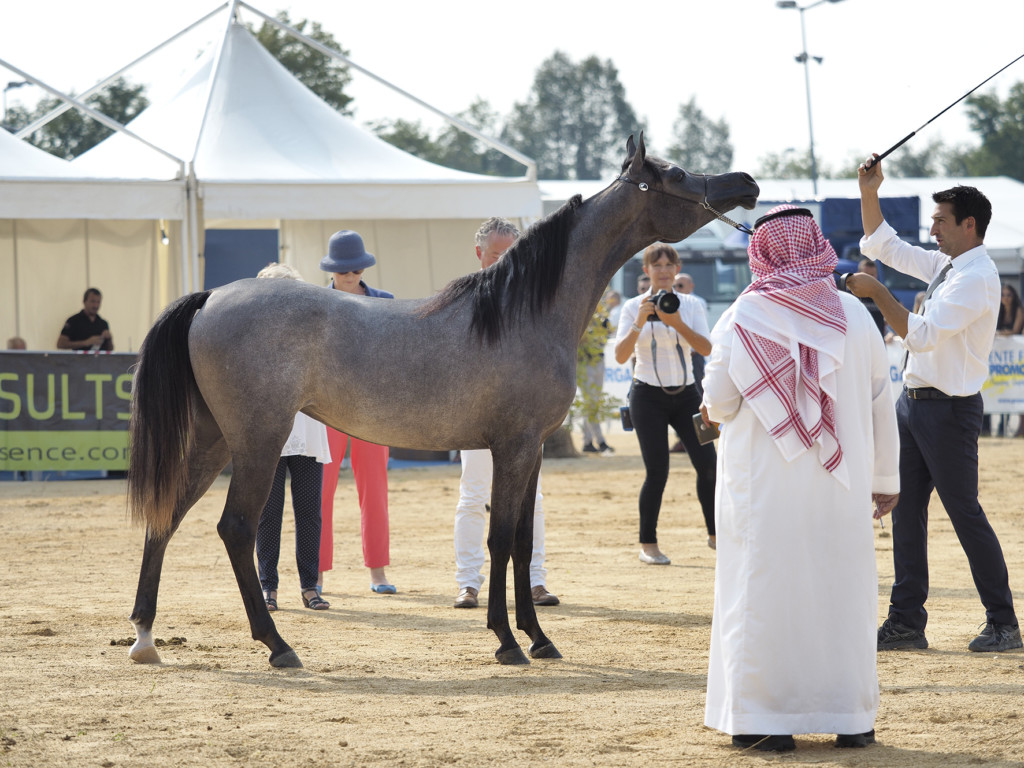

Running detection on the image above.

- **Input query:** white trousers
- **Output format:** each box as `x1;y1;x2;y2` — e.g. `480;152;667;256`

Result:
454;448;546;590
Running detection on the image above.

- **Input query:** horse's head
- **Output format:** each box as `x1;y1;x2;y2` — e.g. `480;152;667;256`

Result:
619;132;759;244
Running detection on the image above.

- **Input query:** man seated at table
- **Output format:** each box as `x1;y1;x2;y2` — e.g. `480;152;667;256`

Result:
57;288;113;351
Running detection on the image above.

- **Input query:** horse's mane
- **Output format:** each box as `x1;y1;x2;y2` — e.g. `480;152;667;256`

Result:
420;194;583;344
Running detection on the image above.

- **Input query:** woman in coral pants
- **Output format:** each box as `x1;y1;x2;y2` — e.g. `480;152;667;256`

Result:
317;229;394;594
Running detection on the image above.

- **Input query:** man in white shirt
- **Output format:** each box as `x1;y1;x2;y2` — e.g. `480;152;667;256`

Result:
847;155;1020;653
453;217;559;609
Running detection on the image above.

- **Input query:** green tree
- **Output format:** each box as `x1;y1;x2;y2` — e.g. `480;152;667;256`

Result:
368;117;445;163
959;83;1024;181
502;52;639;179
755;148;819;179
433;98;521;176
250;11;353;114
884;139;945;178
371;98;525;176
665;97;734;174
7;78;149;159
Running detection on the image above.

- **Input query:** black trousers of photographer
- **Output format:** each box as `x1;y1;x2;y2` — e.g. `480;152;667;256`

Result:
629;380;716;543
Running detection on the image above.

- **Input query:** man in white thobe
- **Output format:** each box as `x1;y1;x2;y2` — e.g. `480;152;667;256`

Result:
701;205;900;752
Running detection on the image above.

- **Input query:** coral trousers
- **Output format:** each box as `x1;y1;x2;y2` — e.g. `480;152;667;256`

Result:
319;427;390;571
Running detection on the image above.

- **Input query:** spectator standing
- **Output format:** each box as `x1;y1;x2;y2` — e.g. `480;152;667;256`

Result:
57;288;113;351
579;298;615;455
454;217;559;609
991;284;1024;437
614;243;717;562
253;263;332;612
317;230;396;595
847;157;1021;653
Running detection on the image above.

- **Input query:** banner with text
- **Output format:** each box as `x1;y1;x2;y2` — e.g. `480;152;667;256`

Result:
0;352;135;471
881;336;1023;412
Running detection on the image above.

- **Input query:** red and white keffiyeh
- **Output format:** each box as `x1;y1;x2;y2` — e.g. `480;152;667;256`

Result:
729;204;849;486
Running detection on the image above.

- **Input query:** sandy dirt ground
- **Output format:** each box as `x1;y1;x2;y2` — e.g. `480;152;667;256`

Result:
1;431;1023;768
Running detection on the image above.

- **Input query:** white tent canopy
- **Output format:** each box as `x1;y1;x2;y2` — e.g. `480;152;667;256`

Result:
73;21;540;221
0;127;184;220
2;2;543;348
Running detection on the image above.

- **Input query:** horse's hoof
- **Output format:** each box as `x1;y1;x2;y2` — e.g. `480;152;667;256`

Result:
529;641;562;659
129;643;162;664
495;646;530;665
269;649;303;668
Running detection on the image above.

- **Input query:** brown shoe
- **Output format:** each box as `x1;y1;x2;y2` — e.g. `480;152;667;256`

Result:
531;585;560;606
454;586;479;608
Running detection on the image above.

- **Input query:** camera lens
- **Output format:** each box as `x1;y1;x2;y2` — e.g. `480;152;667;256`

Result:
647;289;680;321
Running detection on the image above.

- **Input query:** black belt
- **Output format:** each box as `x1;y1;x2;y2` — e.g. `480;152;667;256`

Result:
904;386;973;401
633;379;695;391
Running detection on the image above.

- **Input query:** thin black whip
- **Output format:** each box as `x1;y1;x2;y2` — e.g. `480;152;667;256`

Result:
865;51;1024;169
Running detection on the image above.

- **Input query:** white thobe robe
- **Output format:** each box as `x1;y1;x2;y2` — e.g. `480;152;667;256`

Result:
703;292;899;736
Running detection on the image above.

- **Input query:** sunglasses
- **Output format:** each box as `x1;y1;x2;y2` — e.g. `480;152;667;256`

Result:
338;269;364;276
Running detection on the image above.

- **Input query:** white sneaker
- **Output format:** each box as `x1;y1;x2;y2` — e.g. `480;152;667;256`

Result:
638;551;671;565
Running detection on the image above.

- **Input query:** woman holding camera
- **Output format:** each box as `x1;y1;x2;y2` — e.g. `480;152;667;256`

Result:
614;243;717;564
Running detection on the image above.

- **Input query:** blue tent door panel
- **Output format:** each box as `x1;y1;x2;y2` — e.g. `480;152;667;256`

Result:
203;229;279;289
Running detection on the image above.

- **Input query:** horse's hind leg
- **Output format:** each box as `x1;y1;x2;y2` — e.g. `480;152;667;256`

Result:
129;417;229;663
512;452;560;660
217;453;302;668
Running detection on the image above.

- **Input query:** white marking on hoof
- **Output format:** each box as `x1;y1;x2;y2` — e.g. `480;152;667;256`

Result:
129;623;161;664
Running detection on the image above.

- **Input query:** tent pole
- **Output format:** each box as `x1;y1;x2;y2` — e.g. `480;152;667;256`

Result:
188;167;202;294
180;183;191;298
13;4;229;139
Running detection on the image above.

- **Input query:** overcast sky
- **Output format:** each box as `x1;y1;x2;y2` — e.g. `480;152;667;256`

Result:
3;0;1023;175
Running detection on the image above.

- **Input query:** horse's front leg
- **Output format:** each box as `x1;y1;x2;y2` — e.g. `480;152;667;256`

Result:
217;458;302;668
489;444;552;667
512;451;561;660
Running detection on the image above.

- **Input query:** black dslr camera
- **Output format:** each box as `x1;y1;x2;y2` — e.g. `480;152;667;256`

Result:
646;289;680;321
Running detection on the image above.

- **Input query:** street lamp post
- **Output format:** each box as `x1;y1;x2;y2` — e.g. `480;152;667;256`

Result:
776;0;844;197
3;80;30;130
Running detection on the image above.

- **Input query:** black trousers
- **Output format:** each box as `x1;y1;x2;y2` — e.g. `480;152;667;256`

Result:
629;381;716;542
256;455;323;593
888;391;1017;630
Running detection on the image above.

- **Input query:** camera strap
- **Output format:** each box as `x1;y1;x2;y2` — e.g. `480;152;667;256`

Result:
649;329;689;395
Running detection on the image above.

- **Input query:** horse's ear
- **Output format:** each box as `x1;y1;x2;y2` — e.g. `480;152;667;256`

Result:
627;131;646;176
626;134;637;158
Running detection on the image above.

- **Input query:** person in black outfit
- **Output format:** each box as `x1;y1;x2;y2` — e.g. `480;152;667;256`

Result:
57;288;113;351
856;259;888;338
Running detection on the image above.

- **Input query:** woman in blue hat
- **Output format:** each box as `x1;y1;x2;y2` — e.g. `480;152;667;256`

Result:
316;230;397;595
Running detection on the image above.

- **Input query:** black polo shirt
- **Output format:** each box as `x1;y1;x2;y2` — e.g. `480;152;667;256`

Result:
61;310;112;351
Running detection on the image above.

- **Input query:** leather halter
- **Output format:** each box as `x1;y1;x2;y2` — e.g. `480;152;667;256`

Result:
616;173;754;236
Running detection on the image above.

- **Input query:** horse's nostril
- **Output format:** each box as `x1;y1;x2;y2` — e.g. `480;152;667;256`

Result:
741;173;755;183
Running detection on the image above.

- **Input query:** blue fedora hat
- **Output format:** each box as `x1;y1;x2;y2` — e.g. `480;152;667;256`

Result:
320;230;376;273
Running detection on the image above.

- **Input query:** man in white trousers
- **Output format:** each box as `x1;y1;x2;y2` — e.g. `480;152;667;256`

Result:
453;217;559;609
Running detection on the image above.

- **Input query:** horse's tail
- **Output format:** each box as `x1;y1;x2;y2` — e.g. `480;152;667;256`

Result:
127;291;212;538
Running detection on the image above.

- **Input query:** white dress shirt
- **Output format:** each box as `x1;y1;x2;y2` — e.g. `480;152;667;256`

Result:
614;290;709;387
860;220;999;395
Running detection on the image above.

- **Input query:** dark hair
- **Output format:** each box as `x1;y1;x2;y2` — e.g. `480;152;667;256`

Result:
932;186;991;239
83;287;102;302
1000;283;1022;328
642;243;679;269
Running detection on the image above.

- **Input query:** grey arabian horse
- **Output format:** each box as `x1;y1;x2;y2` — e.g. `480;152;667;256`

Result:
126;134;758;668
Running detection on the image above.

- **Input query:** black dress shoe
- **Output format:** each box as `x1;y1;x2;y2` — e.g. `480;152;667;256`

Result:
835;729;876;748
732;734;795;752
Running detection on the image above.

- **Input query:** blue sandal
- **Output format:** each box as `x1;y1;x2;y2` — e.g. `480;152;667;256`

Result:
370;583;397;594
